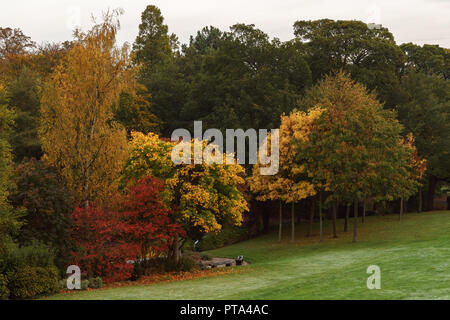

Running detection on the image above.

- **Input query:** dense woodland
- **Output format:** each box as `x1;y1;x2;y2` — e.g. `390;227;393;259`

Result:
0;6;449;299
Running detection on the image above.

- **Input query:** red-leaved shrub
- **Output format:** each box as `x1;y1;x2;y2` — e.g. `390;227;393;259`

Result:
70;177;184;283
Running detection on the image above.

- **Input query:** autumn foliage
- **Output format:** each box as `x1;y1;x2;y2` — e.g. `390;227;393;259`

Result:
70;176;184;283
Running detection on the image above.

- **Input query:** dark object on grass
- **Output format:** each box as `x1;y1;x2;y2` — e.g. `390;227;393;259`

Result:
236;256;244;266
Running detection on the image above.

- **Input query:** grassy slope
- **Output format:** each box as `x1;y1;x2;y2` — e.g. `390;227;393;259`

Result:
47;211;450;300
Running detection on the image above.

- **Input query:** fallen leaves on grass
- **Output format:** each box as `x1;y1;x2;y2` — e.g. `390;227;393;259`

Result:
59;267;246;294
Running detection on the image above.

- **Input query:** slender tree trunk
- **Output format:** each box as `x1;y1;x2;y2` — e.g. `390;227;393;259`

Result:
290;202;295;243
399;197;404;221
319;192;323;242
353;199;358;243
173;233;181;264
307;198;315;237
83;168;90;209
426;175;437;211
344;203;350;232
332;199;338;238
278;200;283;242
418;187;422;213
404;197;408;213
262;204;270;234
362;199;366;223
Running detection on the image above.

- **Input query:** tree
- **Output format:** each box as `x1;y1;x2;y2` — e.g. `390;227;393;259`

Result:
39;11;133;206
396;72;449;211
133;5;177;73
0;28;36;84
248;133;284;241
132;5;183;136
9;158;73;269
71;176;183;283
0;84;22;251
249;111;318;242
114;84;160;136
0;27;35;59
396;134;427;220
294;19;405;108
122;132;248;262
297;72;418;242
6;67;42;160
179;24;312;135
400;43;449;79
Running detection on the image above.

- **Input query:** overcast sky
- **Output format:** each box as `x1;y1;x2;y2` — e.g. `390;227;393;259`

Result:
1;0;449;48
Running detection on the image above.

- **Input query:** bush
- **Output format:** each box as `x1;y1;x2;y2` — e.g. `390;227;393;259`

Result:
2;241;55;273
8;241;54;270
177;256;197;272
10;158;73;273
0;241;59;299
88;277;102;289
8;265;59;299
81;279;89;290
58;279;66;290
70;177;184;283
198;226;248;251
0;274;9;300
165;256;197;272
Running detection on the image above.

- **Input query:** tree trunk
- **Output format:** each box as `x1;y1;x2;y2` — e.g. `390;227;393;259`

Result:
344;203;350;232
319;192;323;242
262;204;270;234
83;169;90;209
418;187;422;213
332;199;338;238
399;197;404;221
362;199;366;223
353;199;358;243
404;197;408;213
173;233;181;264
426;175;437;211
290;202;295;243
278;200;283;242
307;198;315;237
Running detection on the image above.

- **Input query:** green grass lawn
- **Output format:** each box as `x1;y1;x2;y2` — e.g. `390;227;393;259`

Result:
46;211;450;300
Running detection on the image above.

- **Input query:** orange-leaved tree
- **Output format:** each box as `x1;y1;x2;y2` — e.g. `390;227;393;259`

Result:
39;10;136;206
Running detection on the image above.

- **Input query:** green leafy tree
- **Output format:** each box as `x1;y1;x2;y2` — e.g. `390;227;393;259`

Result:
396;72;450;211
132;5;184;136
9;158;73;269
6;67;42;160
297;72;418;242
400;43;449;79
294;19;405;108
114;84;160;136
179;24;311;134
133;5;178;73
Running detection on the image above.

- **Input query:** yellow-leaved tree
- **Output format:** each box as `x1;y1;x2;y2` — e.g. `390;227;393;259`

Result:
122;132;248;262
39;10;135;206
248;109;320;243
